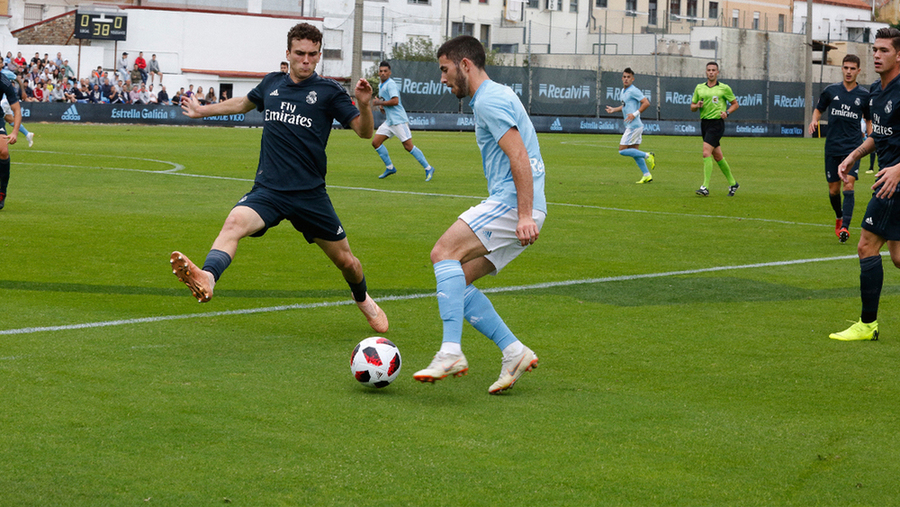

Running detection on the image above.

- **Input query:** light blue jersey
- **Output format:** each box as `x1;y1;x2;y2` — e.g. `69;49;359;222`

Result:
470;79;547;214
621;84;645;129
378;78;409;126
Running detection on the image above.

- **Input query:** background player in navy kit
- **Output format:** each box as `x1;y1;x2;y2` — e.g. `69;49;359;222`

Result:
171;22;388;333
830;27;900;341
0;70;22;210
808;54;870;243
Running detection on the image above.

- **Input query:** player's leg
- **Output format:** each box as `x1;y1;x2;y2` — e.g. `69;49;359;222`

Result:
830;225;886;341
372;123;396;178
0;129;10;210
401;134;434;181
315;236;388;333
840;161;859;243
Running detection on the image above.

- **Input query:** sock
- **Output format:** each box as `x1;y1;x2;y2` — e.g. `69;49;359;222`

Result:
347;275;368;302
435;260;466;345
841;190;854;229
635;157;650;175
202;249;232;282
829;193;842;219
18;125;30;136
702;157;713;188
618;148;647;158
717;158;736;186
860;255;883;323
463;284;518;351
375;145;393;168
0;157;9;194
409;146;430;169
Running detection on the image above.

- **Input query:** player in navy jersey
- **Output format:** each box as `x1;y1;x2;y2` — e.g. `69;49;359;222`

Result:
809;54;870;243
0;71;22;210
830;27;900;341
170;22;388;333
412;36;546;394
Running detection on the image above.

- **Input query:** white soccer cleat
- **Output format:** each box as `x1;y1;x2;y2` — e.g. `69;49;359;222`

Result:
26;132;34;147
488;346;538;394
413;351;469;383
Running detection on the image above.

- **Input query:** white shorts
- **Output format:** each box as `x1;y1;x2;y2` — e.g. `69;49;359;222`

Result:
459;200;547;275
1;98;11;117
619;126;643;147
375;121;412;142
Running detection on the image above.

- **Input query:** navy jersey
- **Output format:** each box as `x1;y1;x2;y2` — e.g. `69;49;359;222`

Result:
0;72;19;106
247;72;361;191
815;82;868;157
868;75;900;185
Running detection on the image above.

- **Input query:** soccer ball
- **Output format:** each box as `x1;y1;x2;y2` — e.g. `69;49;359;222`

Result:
350;337;402;388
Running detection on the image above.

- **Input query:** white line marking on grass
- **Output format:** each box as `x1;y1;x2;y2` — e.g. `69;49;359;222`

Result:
0;254;860;336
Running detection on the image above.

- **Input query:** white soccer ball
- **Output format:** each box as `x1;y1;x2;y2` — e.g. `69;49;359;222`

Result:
350;337;402;388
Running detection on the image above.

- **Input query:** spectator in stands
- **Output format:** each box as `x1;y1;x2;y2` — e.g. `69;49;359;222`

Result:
60;60;75;85
148;54;162;84
135;51;148;83
147;84;158;104
219;89;228;103
121;81;133;104
32;82;44;102
138;82;151;104
42;53;50;67
157;84;170;105
129;83;142;104
171;87;184;105
54;52;63;68
101;76;113;99
130;63;142;87
205;86;217;105
3;52;10;68
117;52;129;81
184;84;194;100
46;59;57;78
13;52;26;69
30;53;40;69
49;80;66;102
108;84;123;104
196;86;206;105
90;66;103;87
280;61;288;73
89;83;105;103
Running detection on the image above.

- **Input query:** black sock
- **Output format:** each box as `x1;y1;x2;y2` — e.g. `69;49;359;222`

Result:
348;276;367;302
860;255;883;323
202;249;232;282
829;193;842;219
0;157;9;194
841;190;854;228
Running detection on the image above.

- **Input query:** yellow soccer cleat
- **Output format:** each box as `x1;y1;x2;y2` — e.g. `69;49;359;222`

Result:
829;320;879;341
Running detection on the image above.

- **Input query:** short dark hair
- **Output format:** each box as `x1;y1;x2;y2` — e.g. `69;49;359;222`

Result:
623;67;634;76
843;54;861;67
706;61;719;69
437;35;486;70
379;61;391;69
876;27;900;52
287;22;323;51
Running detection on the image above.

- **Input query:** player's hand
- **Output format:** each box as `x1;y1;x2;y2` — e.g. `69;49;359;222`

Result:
838;155;856;183
5;132;17;145
355;78;373;104
808;121;818;136
180;94;202;118
625;113;635;123
874;163;900;199
516;217;540;247
605;105;614;114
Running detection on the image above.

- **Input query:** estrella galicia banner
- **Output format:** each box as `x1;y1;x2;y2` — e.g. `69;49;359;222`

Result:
529;67;596;116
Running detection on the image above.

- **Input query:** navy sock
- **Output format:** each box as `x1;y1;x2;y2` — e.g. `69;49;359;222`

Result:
860;255;883;323
202;249;232;282
841;190;854;229
829;193;841;219
348;276;367;302
0;157;9;194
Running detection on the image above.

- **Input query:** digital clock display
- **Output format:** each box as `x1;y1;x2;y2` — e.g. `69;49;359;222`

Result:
74;12;128;41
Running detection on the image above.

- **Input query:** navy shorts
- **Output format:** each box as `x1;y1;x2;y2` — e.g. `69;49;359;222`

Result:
861;188;900;241
826;155;858;183
700;119;725;148
236;184;347;243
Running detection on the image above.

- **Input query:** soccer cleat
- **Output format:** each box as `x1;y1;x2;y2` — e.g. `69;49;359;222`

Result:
170;251;213;303
839;227;849;243
727;182;740;196
378;167;397;179
835;218;842;237
413;351;469;383
489;346;538;394
425;166;434;182
645;152;656;171
866;168;875;174
0;192;5;210
26;132;34;147
695;186;709;197
356;293;389;333
829;320;878;341
636;174;653;184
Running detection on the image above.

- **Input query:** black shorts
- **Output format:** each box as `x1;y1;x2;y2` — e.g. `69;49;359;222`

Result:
700;119;725;148
826;155;858;183
861;189;900;241
236;184;347;243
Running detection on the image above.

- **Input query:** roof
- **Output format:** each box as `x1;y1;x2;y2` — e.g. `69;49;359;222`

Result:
812;0;873;11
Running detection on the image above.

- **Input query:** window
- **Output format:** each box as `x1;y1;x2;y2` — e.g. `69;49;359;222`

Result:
527;0;540;7
778;13;785;32
493;43;519;53
626;0;637;14
732;9;739;28
708;1;717;19
670;0;681;19
570;0;578;12
595;0;607;7
700;39;717;50
751;11;759;29
24;4;42;26
408;0;430;4
452;22;475;37
323;48;342;59
686;0;697;18
480;24;491;47
649;0;658;24
480;0;489;3
547;0;562;10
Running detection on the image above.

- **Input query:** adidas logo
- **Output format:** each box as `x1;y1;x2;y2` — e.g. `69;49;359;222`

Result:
269;89;279;96
550;118;563;131
865;217;874;225
483;230;492;240
336;225;344;235
60;104;81;121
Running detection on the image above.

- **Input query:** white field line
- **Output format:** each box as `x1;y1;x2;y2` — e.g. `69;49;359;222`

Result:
0;254;860;336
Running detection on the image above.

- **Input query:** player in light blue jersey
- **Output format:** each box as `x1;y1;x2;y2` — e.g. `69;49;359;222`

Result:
605;68;655;183
413;36;546;394
371;61;434;181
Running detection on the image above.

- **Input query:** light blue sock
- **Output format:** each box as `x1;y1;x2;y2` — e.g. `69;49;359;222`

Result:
635;157;650;175
375;144;393;168
434;260;466;344
410;146;430;169
18;125;30;136
464;284;518;351
618;148;647;158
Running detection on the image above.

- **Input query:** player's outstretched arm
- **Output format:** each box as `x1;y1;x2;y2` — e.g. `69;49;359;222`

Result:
181;94;254;119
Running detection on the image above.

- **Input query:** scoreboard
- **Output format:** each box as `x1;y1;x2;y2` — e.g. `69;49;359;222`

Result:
74;11;128;41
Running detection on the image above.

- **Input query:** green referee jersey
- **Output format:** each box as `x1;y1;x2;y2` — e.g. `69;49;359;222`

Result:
692;81;736;120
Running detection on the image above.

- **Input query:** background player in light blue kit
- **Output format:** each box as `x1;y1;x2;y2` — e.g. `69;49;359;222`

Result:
371;61;434;181
605;68;655;184
413;36;546;394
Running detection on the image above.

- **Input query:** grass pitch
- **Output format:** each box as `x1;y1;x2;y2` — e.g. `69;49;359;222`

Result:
1;124;899;505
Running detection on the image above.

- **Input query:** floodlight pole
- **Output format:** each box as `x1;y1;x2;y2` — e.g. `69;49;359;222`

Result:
804;0;813;137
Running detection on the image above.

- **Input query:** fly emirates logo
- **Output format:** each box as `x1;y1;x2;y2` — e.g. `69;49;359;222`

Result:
266;101;313;127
